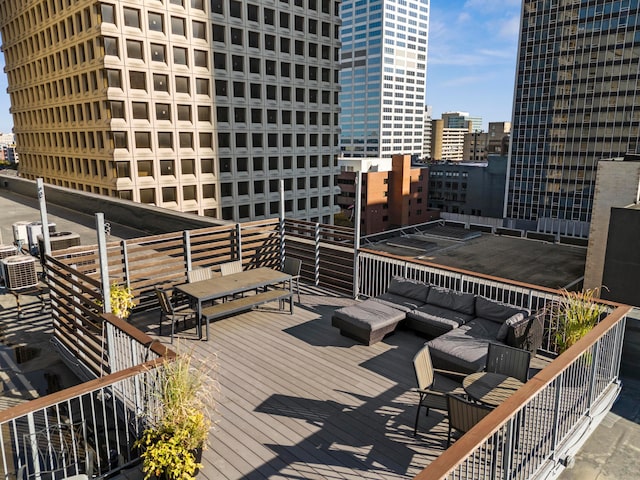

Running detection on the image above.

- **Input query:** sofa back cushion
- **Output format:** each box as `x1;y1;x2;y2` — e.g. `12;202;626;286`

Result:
387;277;430;302
496;313;526;341
475;296;529;324
426;286;476;315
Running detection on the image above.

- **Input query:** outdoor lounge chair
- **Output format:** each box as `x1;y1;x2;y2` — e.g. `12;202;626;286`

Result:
486;343;531;383
155;287;197;343
412;345;464;436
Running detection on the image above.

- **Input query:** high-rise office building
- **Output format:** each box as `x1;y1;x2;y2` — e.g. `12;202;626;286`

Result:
506;0;640;237
0;0;342;224
338;0;429;160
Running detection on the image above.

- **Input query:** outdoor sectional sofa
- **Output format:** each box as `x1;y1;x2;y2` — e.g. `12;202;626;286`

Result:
331;276;544;374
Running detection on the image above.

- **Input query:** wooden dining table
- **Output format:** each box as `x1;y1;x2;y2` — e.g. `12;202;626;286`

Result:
463;371;524;407
175;267;292;340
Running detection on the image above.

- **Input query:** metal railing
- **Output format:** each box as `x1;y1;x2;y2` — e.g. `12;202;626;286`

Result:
416;306;628;480
0;342;172;480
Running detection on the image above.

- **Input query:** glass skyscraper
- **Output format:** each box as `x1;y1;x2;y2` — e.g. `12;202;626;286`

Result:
506;0;640;237
339;0;429;160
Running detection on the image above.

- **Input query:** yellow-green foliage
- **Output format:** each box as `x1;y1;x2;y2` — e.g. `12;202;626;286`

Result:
135;352;214;480
552;287;607;354
109;283;136;319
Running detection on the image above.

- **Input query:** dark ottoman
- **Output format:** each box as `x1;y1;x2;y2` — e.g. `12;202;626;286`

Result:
331;299;406;345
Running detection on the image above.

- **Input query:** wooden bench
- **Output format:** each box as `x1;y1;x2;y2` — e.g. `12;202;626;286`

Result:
200;288;293;338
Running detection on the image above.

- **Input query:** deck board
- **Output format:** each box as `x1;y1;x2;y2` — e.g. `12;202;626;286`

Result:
131;288;451;480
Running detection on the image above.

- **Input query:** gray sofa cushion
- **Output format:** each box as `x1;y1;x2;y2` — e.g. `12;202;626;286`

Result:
387;277;430;302
406;304;475;337
332;299;406;331
475;296;529;324
496;312;526;341
372;292;425;312
427;319;501;373
427;286;476;315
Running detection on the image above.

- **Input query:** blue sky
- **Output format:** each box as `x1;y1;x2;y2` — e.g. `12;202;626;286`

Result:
0;0;521;134
427;0;521;128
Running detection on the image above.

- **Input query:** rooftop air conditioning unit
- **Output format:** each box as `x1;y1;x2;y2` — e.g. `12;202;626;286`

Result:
26;222;56;250
0;244;18;284
37;232;81;263
38;232;81;252
12;221;31;248
1;255;38;290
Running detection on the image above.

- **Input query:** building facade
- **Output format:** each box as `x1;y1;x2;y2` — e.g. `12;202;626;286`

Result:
430;119;470;161
339;0;429;160
336;154;435;234
422;105;432;160
428;155;507;218
0;0;341;223
506;0;640;237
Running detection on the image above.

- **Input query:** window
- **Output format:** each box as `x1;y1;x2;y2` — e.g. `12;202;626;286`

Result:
171;17;185;36
104;37;119;56
215;79;227;96
233;82;245;98
177;104;192;121
158;132;173;148
197;106;211;122
106;69;121;88
192;21;206;39
199;133;212;148
129;71;146;90
217;106;229;122
214;52;226;69
153;74;169;92
231;28;243;45
109;101;125;119
183;185;197;201
175;76;190;94
194;50;208;67
123;8;140;28
132;102;148;119
156;103;171;120
162;187;177;203
179;132;193;148
182;158;195;174
126;40;143;60
213;24;225;42
248;31;259;48
160;159;175;175
196;78;209;95
135;133;151;149
100;4;116;24
148;12;164;32
140;188;156;204
201;158;214;173
174;47;188;65
150;43;166;62
112;131;128;149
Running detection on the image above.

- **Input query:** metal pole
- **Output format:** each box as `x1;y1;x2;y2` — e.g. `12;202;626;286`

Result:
36;178;51;256
353;171;362;299
96;213;111;313
279;178;285;269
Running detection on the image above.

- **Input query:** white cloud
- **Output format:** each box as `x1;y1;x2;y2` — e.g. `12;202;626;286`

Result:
498;14;521;40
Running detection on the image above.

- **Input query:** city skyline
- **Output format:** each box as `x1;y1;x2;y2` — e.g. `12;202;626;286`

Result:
0;1;521;135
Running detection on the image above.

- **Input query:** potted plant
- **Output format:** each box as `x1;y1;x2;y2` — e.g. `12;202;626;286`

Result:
106;282;137;320
551;287;607;354
135;351;214;480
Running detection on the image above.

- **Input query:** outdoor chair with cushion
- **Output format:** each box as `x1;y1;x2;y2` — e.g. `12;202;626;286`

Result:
155;287;197;343
486;343;531;383
446;393;492;446
282;257;302;303
187;267;212;283
412;345;465;436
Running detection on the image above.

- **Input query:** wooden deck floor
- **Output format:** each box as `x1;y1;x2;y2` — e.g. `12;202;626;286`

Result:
131;286;452;480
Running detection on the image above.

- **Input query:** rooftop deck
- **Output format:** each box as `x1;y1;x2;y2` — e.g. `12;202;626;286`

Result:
128;285;548;480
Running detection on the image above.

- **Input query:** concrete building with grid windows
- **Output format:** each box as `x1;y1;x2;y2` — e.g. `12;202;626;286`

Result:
0;0;342;223
338;0;429;161
506;0;640;237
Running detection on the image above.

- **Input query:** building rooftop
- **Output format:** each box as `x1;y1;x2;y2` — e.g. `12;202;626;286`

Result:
363;225;586;290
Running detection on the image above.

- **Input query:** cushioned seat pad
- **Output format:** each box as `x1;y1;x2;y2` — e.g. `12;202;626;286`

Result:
406;304;474;336
427;319;501;374
333;299;406;330
372;292;425;312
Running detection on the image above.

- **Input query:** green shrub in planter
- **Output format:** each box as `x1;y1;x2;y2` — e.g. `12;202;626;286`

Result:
135;351;214;480
551;287;607;354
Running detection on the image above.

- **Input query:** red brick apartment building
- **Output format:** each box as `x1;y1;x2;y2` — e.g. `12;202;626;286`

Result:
337;154;438;235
